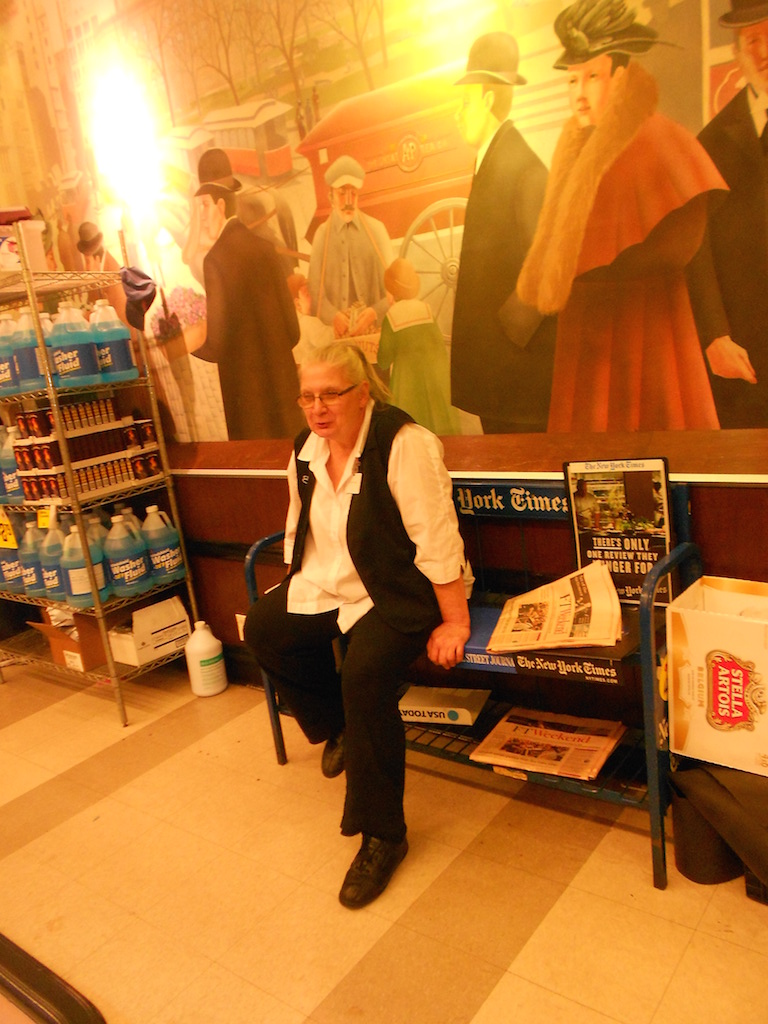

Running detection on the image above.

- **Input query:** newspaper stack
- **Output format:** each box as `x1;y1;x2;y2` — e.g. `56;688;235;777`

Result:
470;707;626;780
486;561;622;654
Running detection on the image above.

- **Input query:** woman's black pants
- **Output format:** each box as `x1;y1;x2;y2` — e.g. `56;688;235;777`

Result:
244;578;433;844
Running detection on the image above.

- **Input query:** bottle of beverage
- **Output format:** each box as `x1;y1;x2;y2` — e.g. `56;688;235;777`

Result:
40;504;66;601
141;505;185;583
0;311;19;396
49;302;102;388
0;426;24;504
61;525;111;608
12;306;46;392
0;512;24;593
90;299;138;383
18;518;46;597
103;514;153;597
185;621;228;697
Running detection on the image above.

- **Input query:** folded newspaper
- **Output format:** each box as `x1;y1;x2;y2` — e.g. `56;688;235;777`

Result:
486;561;622;654
470;707;627;780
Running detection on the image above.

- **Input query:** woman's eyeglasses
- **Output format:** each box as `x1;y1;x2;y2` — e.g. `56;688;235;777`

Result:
296;383;358;409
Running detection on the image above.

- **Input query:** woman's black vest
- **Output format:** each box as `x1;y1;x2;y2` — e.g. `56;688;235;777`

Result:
290;405;441;634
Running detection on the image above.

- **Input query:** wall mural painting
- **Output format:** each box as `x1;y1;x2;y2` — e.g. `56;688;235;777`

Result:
4;0;767;442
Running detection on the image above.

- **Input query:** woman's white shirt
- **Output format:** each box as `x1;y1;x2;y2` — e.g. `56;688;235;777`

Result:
284;401;471;633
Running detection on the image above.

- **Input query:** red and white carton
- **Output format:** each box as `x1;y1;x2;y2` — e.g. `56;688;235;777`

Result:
666;576;768;777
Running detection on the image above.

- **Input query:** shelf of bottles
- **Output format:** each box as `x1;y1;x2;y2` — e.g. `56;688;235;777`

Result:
0;224;198;724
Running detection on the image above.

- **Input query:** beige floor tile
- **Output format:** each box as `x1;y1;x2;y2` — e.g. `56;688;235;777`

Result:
224;883;392;1016
78;817;226;915
510;887;694;1024
0;847;72;936
697;875;768;956
652;931;768;1024
17;794;160;880
148;962;305;1024
0;749;53;804
308;922;502;1024
466;785;621;884
469;973;623;1023
162;765;287;849
65;915;214;1024
139;846;302;960
571;825;715;927
398;848;564;968
402;764;512;850
6;877;136;978
234;793;346;883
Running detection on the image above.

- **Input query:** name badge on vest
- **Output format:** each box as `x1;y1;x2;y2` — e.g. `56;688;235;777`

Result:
347;473;362;494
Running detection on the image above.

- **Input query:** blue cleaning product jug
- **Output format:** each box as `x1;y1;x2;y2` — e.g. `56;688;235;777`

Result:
61;525;111;608
0;426;24;504
12;306;46;392
0;311;19;396
49;302;102;388
40;507;66;601
18;518;46;597
90;299;138;383
104;514;153;597
141;505;186;583
0;511;23;593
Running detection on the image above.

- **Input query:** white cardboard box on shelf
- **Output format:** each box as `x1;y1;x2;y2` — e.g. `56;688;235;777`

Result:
398;686;491;725
666;576;768;778
108;596;191;667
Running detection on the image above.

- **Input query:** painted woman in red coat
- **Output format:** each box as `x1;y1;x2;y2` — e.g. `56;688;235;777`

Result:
517;0;727;433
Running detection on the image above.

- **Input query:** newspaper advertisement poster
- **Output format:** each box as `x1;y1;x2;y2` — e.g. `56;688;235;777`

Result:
470;707;627;780
564;458;673;604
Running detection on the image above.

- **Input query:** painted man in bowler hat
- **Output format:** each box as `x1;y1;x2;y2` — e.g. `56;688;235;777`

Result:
189;149;303;439
687;0;768;427
307;155;393;338
517;0;725;432
76;221;128;325
450;32;556;434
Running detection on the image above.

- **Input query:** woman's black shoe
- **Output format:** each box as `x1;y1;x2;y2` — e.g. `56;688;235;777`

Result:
321;731;345;778
339;835;408;909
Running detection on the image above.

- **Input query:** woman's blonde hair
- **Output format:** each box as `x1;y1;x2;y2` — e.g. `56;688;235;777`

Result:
300;341;391;405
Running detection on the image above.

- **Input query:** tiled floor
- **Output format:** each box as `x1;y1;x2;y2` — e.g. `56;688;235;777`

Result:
1;662;767;1024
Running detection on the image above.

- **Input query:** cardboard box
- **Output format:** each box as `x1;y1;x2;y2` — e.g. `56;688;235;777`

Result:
29;609;107;673
666;576;768;777
108;597;190;666
398;686;491;725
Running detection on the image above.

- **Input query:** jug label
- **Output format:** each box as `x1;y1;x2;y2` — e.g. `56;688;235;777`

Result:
0;358;14;385
150;545;183;575
109;554;149;584
67;562;106;595
54;344;99;378
42;565;63;589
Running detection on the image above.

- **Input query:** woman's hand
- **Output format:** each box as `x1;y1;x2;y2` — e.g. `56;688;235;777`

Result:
427;621;471;670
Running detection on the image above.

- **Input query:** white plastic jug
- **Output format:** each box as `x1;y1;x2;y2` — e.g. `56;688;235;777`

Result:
185;621;228;697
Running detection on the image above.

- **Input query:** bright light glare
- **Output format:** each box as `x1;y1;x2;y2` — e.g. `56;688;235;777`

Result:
89;65;162;227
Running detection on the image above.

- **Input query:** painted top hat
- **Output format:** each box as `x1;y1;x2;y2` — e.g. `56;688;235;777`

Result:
719;0;768;26
455;32;527;87
553;0;658;69
76;221;103;256
194;148;242;198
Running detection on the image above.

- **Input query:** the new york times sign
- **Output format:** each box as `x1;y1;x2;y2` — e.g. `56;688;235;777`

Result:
453;480;569;521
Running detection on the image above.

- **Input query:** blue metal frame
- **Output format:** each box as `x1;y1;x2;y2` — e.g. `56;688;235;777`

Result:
244;530;288;765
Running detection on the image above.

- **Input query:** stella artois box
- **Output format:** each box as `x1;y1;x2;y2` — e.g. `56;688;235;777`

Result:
666;577;768;777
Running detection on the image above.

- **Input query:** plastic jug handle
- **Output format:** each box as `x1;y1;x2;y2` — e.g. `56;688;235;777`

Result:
125;520;142;540
158;510;172;527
